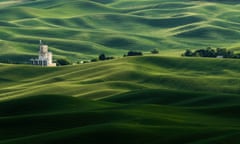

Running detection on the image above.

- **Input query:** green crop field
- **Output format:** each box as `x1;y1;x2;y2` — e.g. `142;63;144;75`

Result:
1;56;240;143
1;0;240;143
0;0;240;63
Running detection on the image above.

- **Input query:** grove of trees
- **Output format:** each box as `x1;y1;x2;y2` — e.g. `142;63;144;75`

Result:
98;54;114;61
124;51;143;57
182;47;240;58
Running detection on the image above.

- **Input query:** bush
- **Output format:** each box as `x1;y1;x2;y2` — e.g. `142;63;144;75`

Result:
91;58;98;62
182;49;193;56
126;51;143;56
98;54;114;61
99;54;106;61
151;48;159;54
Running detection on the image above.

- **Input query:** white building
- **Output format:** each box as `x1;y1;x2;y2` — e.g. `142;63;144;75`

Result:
31;40;56;67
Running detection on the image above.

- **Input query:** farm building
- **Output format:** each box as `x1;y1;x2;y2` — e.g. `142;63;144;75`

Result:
30;40;56;67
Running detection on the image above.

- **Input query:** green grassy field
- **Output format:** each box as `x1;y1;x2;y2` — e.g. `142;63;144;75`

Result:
0;56;240;143
0;0;240;63
1;0;240;143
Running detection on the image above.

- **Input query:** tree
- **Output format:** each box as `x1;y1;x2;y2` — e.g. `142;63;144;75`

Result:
183;49;193;56
216;48;234;58
91;58;98;62
205;47;216;57
127;51;143;56
99;54;106;61
151;48;159;54
56;58;71;66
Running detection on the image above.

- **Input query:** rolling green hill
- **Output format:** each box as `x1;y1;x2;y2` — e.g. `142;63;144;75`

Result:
1;56;240;143
0;0;240;63
1;0;240;143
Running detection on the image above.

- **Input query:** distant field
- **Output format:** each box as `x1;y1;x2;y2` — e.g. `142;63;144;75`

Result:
0;0;240;63
0;56;240;143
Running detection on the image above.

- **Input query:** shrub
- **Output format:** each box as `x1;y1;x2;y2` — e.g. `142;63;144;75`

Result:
99;54;106;61
98;54;114;61
91;58;98;62
182;49;193;56
151;48;159;54
127;51;143;56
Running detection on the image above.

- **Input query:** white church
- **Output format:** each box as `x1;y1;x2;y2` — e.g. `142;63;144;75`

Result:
30;40;56;67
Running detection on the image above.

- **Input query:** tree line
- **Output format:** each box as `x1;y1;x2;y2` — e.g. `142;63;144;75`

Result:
91;49;158;62
182;47;240;58
0;49;159;65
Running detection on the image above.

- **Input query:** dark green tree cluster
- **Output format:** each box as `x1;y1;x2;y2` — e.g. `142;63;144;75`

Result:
91;58;98;62
151;48;159;54
182;47;239;58
98;54;114;61
124;51;143;57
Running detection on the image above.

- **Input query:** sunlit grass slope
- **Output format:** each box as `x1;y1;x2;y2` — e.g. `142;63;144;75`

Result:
1;56;240;100
1;56;240;143
0;0;240;63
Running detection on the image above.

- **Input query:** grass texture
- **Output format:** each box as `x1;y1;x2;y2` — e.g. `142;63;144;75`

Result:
0;56;240;143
